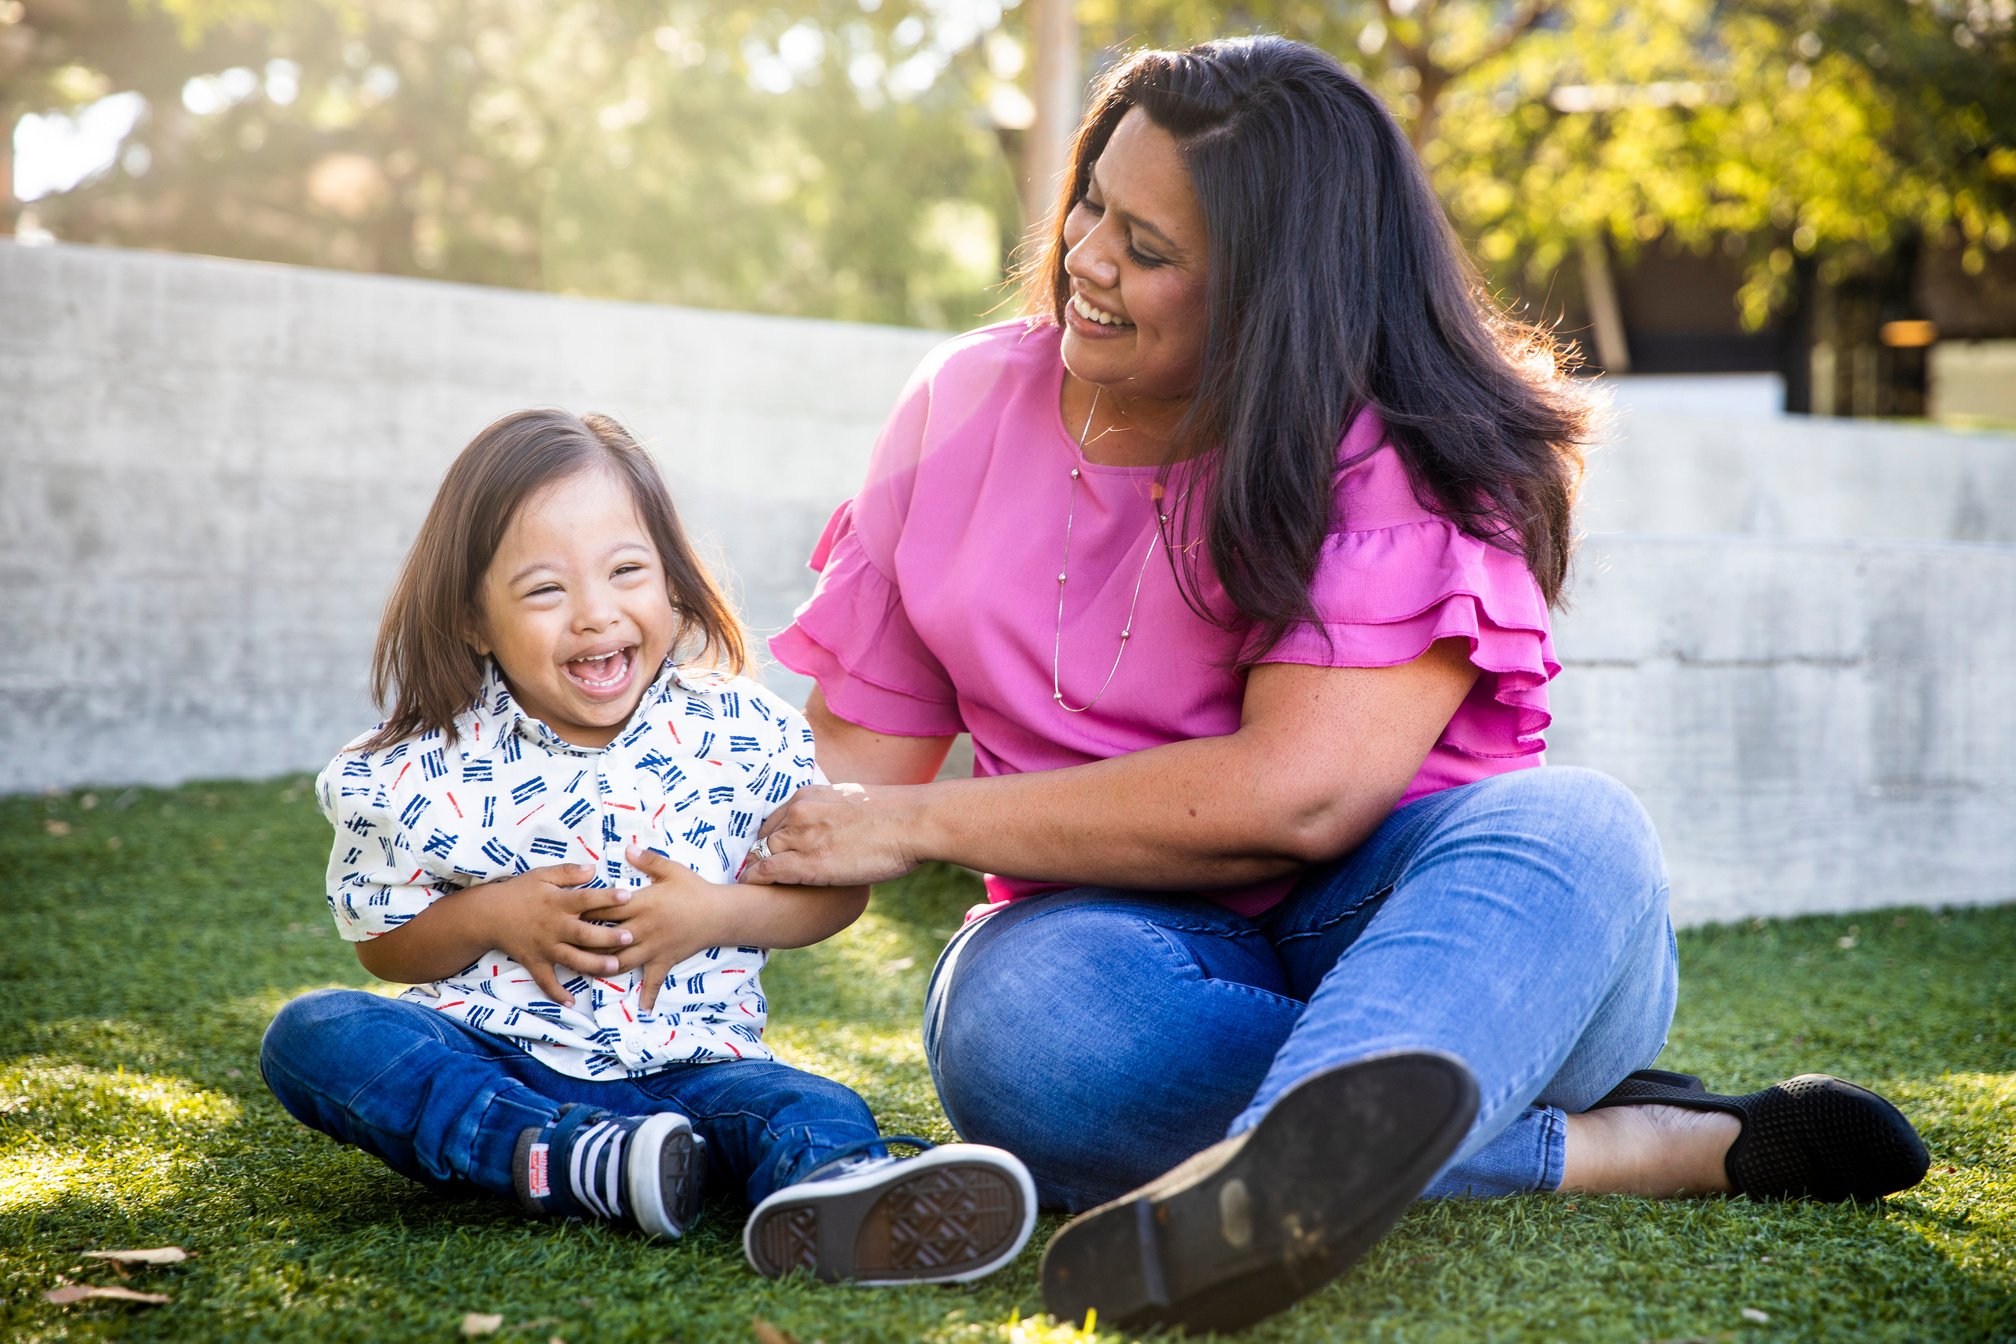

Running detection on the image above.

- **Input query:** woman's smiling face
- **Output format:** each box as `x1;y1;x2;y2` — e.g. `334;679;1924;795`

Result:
1058;107;1211;409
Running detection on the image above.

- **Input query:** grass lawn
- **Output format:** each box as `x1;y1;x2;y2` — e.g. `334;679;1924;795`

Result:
2;777;2011;1343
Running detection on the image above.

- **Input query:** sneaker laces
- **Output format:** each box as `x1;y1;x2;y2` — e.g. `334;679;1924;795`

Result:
795;1134;936;1185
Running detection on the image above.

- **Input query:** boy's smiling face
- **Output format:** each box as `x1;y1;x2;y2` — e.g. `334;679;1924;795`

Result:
469;467;675;748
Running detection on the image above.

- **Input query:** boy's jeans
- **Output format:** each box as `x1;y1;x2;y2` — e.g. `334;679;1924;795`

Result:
923;767;1678;1210
261;990;878;1205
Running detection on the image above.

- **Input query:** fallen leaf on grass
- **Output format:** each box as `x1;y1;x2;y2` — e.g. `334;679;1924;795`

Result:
82;1248;191;1266
753;1319;800;1344
43;819;72;836
44;1285;172;1306
462;1312;505;1336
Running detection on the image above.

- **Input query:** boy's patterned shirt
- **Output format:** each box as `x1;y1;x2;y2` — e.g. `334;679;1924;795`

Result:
315;659;821;1080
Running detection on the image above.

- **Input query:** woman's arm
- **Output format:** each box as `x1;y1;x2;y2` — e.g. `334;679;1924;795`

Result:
803;688;957;786
748;637;1478;890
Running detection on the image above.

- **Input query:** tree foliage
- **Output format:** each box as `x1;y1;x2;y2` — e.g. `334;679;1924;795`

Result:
1080;0;2014;329
9;0;1023;328
6;0;2011;336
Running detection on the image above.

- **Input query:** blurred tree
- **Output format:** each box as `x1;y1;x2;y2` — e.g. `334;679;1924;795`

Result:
11;0;2010;357
0;0;257;234
16;0;1021;327
1018;0;1081;233
1079;0;2013;381
538;4;1020;327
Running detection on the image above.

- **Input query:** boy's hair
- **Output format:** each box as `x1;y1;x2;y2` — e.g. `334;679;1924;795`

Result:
359;409;745;752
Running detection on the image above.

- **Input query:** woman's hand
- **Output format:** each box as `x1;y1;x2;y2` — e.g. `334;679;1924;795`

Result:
740;782;924;887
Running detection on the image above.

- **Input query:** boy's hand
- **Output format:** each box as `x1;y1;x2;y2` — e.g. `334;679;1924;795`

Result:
483;863;636;1008
581;845;732;1012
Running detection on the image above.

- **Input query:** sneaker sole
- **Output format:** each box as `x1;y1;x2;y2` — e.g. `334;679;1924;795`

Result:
744;1144;1038;1284
1039;1050;1478;1335
627;1112;707;1239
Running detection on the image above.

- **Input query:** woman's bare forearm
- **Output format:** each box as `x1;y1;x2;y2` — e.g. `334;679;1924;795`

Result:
770;646;1478;891
892;733;1338;888
804;689;954;785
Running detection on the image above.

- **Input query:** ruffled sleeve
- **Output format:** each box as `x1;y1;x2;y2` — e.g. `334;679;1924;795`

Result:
769;497;965;738
1251;517;1559;760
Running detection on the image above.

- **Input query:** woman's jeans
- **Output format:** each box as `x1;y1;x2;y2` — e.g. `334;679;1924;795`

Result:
260;990;878;1207
922;767;1677;1212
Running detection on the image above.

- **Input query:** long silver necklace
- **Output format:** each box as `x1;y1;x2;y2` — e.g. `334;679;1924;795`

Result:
1052;388;1180;713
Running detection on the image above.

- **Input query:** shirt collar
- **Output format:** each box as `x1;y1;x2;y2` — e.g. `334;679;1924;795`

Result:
456;656;714;759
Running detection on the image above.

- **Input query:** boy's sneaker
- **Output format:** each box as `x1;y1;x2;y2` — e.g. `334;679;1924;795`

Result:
744;1136;1037;1284
512;1106;707;1239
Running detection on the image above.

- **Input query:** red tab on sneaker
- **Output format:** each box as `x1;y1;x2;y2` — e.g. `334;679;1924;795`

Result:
525;1142;551;1200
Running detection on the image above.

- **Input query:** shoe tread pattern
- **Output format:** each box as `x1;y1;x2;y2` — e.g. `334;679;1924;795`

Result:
656;1132;706;1230
856;1166;1021;1276
751;1206;821;1274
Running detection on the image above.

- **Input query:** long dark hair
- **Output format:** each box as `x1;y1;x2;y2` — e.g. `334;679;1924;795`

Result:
1022;37;1589;653
360;409;745;751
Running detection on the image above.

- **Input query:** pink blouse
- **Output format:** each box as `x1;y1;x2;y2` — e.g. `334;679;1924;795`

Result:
770;320;1558;917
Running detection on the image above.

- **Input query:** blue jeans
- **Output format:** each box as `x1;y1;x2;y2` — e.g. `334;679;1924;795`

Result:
922;767;1677;1211
261;989;878;1207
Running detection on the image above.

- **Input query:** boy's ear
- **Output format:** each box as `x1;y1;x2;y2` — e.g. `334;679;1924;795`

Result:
463;608;492;657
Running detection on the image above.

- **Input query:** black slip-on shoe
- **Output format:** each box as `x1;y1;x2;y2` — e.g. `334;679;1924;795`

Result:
1588;1072;1929;1202
1620;1067;1705;1093
744;1136;1037;1284
1039;1050;1479;1336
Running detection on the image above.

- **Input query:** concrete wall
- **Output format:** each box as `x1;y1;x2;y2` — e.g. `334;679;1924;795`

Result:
1;242;936;793
1550;536;2015;922
3;241;2010;926
1584;379;2016;544
1930;339;2016;423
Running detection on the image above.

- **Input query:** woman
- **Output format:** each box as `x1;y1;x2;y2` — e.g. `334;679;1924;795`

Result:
749;37;1927;1333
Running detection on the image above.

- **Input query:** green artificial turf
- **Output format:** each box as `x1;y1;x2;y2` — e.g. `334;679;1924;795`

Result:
1;777;2010;1343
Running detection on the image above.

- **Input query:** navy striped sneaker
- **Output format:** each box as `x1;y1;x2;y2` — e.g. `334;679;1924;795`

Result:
513;1106;708;1239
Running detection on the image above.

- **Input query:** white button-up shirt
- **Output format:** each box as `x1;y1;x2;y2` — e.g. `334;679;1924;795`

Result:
316;659;822;1080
